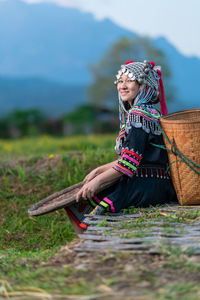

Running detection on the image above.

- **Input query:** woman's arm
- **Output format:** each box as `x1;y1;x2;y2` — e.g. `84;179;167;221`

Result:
83;160;118;183
76;167;122;202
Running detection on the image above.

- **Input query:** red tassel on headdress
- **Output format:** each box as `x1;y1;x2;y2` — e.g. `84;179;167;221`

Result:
149;61;155;69
156;69;168;116
125;61;134;65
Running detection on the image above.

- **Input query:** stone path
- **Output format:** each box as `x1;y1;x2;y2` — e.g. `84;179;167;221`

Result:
74;205;200;255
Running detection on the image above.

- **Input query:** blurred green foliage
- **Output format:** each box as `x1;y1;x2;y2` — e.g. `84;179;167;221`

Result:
0;105;118;139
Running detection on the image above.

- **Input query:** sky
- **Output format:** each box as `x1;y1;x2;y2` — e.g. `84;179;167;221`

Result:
21;0;200;58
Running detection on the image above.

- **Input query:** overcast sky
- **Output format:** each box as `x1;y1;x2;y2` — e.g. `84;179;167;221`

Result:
22;0;200;58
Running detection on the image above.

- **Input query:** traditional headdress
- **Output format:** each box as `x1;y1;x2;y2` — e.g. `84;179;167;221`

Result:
114;60;167;127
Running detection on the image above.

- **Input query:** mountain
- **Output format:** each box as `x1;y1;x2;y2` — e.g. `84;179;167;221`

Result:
0;77;86;117
0;0;133;84
0;0;199;116
153;37;200;111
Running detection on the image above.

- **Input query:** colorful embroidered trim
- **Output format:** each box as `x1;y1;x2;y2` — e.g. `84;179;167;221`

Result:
126;105;162;135
113;162;134;177
129;106;161;122
99;201;109;209
117;128;125;140
100;197;115;213
113;148;142;178
121;154;140;166
89;197;98;207
93;195;101;204
121;148;142;161
119;159;137;171
135;167;170;179
115;124;126;155
92;195;115;213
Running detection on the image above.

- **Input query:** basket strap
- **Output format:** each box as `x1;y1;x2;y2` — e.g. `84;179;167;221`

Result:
142;106;200;176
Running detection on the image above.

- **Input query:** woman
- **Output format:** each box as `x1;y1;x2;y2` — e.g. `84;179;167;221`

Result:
65;60;177;233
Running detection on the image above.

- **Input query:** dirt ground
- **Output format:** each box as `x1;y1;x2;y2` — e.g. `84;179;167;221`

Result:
46;238;200;300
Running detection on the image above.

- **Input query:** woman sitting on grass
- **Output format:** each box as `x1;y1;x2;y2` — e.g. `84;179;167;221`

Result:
65;60;177;233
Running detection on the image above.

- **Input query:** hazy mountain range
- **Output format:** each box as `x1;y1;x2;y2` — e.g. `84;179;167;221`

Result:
0;0;199;116
0;76;86;116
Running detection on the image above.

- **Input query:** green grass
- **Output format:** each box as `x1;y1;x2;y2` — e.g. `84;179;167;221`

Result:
1;134;200;298
155;283;200;300
0;134;116;157
0;135;117;296
0;148;116;251
0;248;96;295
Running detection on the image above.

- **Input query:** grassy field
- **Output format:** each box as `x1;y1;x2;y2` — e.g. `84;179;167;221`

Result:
0;134;117;297
0;134;116;157
1;134;200;299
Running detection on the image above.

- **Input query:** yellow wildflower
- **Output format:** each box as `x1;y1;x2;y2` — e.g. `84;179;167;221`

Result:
3;144;12;152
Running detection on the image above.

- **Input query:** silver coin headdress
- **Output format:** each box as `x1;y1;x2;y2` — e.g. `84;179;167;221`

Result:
114;60;167;127
114;60;160;93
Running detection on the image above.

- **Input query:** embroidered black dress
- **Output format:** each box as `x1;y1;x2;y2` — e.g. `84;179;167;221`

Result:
66;105;177;228
90;105;177;213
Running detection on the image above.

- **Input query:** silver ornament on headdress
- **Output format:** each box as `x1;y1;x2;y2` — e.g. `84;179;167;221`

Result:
138;78;143;84
128;72;134;78
121;65;126;72
115;60;164;133
114;60;160;92
124;69;129;75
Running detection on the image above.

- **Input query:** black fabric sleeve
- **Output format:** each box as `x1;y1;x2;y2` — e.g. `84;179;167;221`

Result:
113;126;148;177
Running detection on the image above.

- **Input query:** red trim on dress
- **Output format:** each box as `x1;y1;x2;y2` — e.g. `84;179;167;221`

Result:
65;207;88;229
121;149;142;160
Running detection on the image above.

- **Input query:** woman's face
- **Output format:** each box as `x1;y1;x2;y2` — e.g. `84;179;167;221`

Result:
117;73;140;106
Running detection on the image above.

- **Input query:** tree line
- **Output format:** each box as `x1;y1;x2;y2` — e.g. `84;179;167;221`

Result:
1;36;172;139
0;105;118;139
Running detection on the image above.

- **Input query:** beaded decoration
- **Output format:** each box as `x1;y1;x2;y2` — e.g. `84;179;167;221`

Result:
115;105;162;155
126;106;161;135
114;61;160;92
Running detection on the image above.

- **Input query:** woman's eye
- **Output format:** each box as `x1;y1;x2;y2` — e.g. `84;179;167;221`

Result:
118;79;133;84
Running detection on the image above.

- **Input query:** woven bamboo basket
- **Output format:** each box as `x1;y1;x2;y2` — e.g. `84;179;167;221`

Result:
160;108;200;205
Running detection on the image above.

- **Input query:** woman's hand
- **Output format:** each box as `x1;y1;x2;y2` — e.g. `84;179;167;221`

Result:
76;164;122;203
83;162;117;184
83;167;100;184
76;178;101;202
